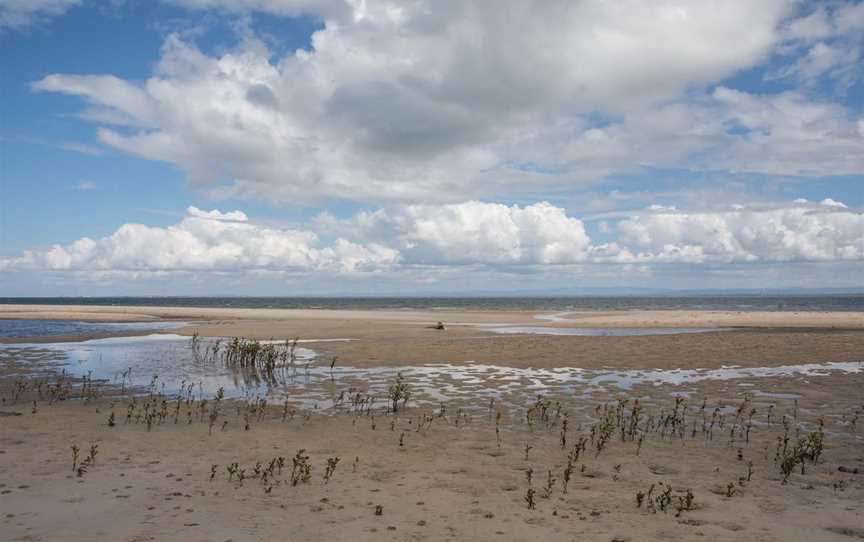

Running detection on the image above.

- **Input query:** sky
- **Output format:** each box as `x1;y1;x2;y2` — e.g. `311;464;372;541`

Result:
0;0;862;295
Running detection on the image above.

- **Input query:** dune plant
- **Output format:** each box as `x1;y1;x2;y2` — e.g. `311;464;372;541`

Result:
76;457;91;478
560;417;568;449
291;449;312;486
542;469;555;499
329;356;338;380
388;373;410;413
324;457;340;484
87;444;98;466
674;489;695;517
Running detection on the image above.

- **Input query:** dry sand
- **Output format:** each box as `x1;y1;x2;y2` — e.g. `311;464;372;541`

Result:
1;304;863;329
1;304;863;541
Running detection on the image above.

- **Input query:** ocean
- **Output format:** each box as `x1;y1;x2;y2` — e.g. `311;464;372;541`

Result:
1;295;862;312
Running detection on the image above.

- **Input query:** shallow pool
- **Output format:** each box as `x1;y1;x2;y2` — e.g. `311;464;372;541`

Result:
1;334;860;412
0;319;188;339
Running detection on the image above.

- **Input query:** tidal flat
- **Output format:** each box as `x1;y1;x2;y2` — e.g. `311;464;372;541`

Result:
1;305;862;541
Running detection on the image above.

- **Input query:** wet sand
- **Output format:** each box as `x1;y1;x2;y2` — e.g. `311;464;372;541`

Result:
1;305;863;541
2;304;863;371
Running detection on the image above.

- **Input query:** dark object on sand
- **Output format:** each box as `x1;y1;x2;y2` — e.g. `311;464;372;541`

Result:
432;321;445;330
0;411;23;417
838;465;861;474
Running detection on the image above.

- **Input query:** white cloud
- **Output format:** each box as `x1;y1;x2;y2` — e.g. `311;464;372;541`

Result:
322;201;595;265
707;87;864;175
773;2;864;92
3;200;860;279
0;0;79;29
185;206;248;221
31;0;811;204
519;87;864;179
782;6;833;41
820;198;848;208
0;207;399;274
618;202;864;263
835;1;864;33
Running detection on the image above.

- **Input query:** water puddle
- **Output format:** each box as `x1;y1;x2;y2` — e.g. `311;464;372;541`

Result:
1;334;860;412
0;319;189;339
534;311;581;323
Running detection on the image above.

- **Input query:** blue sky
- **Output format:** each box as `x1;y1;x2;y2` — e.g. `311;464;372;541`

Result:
0;0;862;295
1;3;325;253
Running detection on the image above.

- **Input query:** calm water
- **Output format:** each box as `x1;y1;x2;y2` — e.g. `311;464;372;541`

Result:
0;319;187;339
1;296;860;410
1;334;860;410
2;295;862;312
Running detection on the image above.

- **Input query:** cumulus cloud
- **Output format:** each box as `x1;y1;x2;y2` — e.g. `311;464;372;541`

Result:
3;201;861;278
320;201;596;265
185;206;248;221
618;201;864;263
0;0;79;29
820;198;848;208
30;0;831;204
0;207;399;274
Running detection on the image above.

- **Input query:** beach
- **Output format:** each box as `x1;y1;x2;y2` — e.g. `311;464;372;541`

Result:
2;304;863;369
1;305;863;541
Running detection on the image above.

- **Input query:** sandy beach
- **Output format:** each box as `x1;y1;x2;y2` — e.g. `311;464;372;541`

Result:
2;304;863;328
1;305;863;541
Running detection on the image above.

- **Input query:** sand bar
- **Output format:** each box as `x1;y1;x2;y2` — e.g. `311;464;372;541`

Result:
1;303;862;328
2;304;863;370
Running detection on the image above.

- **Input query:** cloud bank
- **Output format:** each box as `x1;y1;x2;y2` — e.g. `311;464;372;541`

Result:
3;201;860;279
618;203;864;263
0;207;398;274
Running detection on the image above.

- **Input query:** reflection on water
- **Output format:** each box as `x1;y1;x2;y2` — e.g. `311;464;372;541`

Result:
0;319;188;339
0;334;861;411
